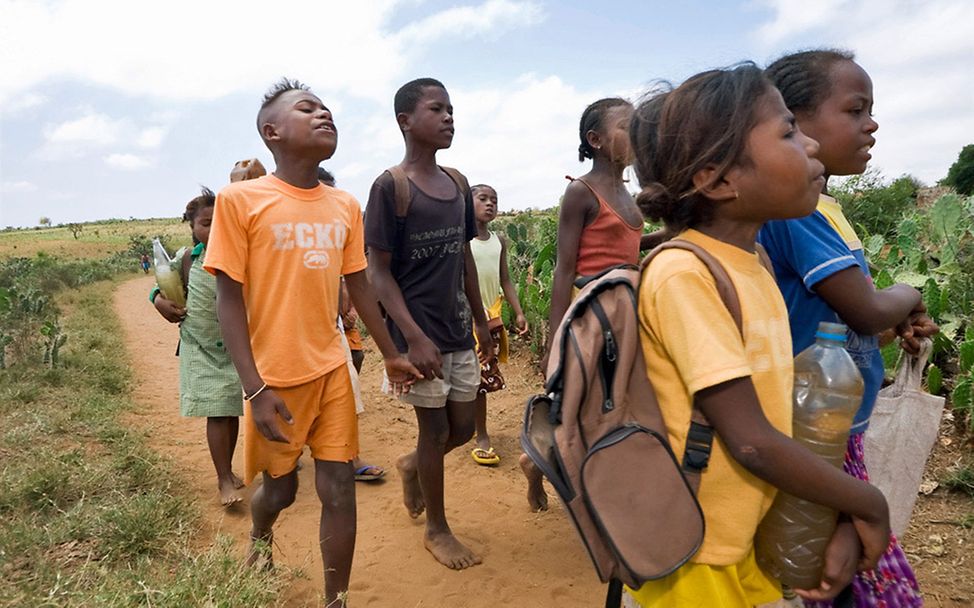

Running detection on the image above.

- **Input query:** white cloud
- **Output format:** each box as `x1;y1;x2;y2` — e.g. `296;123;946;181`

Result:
44;113;123;146
137;126;167;149
105;153;151;170
2;91;46;115
753;0;974;183
1;180;38;193
0;0;541;104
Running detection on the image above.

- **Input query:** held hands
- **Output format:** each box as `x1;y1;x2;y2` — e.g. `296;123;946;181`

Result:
383;356;423;397
476;323;496;367
895;301;940;355
153;294;186;323
407;334;444;380
794;521;860;601
250;388;294;443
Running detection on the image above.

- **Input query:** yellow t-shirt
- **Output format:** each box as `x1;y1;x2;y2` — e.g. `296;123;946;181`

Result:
637;229;794;565
204;175;367;387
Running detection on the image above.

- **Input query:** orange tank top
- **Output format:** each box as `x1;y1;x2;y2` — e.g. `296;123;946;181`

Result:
572;177;642;276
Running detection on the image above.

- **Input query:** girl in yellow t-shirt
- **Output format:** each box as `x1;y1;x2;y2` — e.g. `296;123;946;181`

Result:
626;63;891;607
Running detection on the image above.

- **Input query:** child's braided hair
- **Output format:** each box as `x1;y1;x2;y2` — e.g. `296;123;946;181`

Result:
764;49;855;114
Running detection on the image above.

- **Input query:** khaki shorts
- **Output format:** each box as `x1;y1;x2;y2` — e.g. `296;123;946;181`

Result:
243;366;358;484
384;349;480;408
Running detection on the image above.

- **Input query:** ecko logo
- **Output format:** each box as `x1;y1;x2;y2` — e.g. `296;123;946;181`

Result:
304;250;330;269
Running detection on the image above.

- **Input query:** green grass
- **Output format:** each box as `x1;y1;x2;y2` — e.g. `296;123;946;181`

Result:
0;218;190;261
0;281;285;607
944;462;974;498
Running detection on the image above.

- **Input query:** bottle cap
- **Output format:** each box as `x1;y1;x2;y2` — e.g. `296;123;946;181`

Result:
815;321;847;343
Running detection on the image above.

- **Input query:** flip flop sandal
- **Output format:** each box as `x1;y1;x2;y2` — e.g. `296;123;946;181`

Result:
354;464;386;482
471;447;501;466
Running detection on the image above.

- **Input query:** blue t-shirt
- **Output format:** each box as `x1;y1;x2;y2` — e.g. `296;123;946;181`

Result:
757;197;884;435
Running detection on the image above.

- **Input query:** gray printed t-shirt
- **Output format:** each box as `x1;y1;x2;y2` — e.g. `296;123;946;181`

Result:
364;171;476;354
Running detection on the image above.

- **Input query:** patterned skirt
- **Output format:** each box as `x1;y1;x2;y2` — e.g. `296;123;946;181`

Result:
804;433;923;608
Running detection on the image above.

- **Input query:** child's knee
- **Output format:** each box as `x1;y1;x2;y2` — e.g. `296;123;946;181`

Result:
448;420;475;447
262;481;298;511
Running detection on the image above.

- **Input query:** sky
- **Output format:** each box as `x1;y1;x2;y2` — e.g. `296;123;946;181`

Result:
1;0;972;228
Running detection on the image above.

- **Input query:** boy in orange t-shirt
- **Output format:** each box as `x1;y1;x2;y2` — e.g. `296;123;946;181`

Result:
204;78;420;608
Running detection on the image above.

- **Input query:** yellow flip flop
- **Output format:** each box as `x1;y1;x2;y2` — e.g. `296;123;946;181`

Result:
471;446;501;466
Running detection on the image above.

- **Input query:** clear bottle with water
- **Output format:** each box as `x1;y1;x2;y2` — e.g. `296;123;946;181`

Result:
755;321;865;590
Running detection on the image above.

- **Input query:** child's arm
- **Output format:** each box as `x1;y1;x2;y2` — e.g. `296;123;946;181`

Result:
639;228;671;251
544;182;595;371
696;377;890;571
464;243;495;363
498;236;528;335
343;270;421;391
151;290;185;323
215;272;293;443
795;519;860;600
368;249;443;380
815;268;921;336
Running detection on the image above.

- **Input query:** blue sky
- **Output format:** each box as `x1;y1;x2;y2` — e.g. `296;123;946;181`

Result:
1;0;972;228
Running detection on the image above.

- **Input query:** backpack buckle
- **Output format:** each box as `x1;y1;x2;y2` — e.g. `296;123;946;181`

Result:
682;421;713;473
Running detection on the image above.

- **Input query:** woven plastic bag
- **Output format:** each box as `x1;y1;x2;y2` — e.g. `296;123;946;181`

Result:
863;340;944;537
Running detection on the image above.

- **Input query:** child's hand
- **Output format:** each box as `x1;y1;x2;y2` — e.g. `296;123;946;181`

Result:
154;294;186;323
476;324;496;367
406;334;443;380
250;389;293;443
850;488;891;571
515;313;529;336
794;521;860;601
895;304;939;355
384;356;422;396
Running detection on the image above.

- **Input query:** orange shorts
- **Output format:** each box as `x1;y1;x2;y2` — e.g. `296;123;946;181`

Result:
243;366;359;484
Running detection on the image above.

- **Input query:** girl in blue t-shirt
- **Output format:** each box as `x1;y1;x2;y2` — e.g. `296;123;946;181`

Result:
758;50;938;607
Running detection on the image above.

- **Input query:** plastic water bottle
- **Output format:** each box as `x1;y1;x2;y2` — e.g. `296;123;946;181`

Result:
152;238;186;308
755;321;864;590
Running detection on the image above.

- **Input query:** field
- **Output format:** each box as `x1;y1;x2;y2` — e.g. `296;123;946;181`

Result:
2;180;974;606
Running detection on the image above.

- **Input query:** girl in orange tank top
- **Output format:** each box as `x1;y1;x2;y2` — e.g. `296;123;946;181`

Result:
521;98;662;512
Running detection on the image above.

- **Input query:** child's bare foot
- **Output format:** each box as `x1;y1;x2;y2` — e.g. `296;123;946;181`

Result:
231;472;245;489
519;453;548;512
219;477;243;507
396;453;425;518
424;529;482;570
245;530;273;571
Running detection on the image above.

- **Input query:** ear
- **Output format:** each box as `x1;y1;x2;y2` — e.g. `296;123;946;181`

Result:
396;111;411;134
260;120;280;144
585;129;602;152
692;164;738;203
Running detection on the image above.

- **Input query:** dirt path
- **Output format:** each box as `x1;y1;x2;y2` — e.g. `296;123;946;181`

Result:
114;275;603;607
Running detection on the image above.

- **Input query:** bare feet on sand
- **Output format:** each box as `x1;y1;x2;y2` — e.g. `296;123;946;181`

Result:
396;453;425;518
425;530;482;570
245;531;273;571
219;476;243;506
519;453;548;512
231;472;245;489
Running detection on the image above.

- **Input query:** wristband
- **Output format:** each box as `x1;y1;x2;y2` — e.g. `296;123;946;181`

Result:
244;383;268;401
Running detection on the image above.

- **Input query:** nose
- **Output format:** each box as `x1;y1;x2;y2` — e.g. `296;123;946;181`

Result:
865;115;878;134
801;130;820;159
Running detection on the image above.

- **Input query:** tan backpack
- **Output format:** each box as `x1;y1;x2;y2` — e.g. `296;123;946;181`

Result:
521;239;770;606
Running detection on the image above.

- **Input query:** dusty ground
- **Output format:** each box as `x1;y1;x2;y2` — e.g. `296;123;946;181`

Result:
114;274;973;607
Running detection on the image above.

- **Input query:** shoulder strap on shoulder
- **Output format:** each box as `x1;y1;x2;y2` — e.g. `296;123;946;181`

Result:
385;166;411;218
641;238;746;491
640;239;742;333
754;242;775;276
439;166;470;198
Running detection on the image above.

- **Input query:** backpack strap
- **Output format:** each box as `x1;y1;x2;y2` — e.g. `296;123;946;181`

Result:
755;242;775;276
385;165;412;218
439;165;470;199
641;239;747;493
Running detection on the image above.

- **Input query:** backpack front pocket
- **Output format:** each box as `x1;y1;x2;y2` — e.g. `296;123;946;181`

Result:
581;424;705;585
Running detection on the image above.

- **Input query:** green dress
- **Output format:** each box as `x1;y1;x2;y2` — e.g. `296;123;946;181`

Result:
178;244;243;417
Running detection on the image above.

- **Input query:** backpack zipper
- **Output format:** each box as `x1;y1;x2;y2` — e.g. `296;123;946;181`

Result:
590;300;617;413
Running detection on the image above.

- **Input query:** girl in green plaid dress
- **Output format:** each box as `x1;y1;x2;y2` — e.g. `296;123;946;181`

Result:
151;187;244;506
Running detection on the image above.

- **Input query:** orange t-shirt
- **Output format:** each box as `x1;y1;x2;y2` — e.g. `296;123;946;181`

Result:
204;175;367;387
